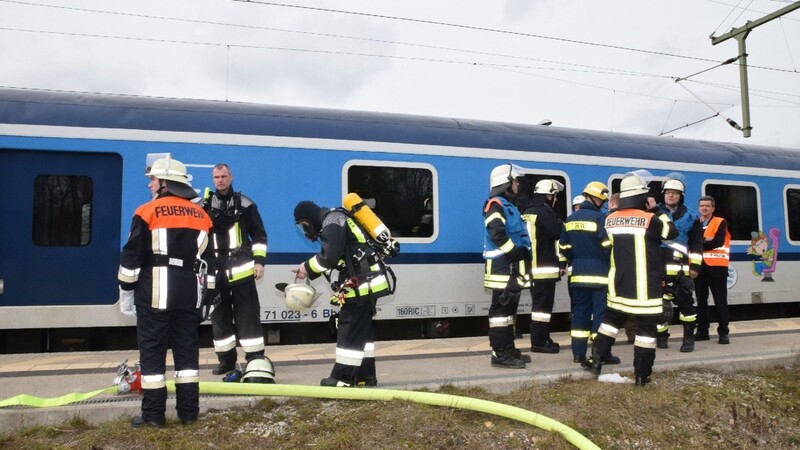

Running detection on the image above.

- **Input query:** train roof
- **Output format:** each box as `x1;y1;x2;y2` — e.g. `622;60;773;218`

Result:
1;87;799;171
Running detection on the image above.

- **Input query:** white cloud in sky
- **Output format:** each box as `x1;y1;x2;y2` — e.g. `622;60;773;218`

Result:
1;0;799;148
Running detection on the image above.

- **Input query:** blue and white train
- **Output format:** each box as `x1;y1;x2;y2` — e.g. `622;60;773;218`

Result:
1;88;798;351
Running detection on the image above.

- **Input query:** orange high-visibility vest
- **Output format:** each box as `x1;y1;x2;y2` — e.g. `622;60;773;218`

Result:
702;217;730;267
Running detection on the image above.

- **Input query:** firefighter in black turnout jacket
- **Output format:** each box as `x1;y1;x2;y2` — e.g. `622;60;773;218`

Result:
293;200;394;387
118;156;215;427
201;164;274;382
483;164;531;369
585;170;678;386
523;179;565;354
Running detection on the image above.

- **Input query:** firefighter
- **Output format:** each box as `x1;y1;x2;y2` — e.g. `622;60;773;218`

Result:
118;156;215;427
572;195;585;212
559;181;619;365
483;163;531;369
293;200;393;386
585;170;677;386
201;164;273;378
523;179;565;354
656;172;703;352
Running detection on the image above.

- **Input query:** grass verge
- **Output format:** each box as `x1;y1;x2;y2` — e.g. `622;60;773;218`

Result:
1;362;798;450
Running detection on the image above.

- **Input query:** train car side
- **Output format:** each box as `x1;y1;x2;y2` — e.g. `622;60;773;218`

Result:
1;89;798;347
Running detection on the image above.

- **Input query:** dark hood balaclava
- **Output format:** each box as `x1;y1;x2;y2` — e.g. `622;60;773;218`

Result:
294;200;324;240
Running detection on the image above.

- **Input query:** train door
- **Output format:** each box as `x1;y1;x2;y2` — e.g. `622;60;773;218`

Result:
0;150;122;306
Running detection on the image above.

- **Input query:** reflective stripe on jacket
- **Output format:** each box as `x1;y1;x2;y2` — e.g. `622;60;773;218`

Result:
118;194;215;310
702;216;731;267
483;196;530;259
522;195;563;281
559;200;611;288
658;203;703;274
203;190;268;284
605;208;678;315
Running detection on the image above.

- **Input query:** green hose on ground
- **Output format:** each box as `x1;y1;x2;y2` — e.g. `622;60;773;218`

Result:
0;382;600;450
203;382;600;450
0;387;116;408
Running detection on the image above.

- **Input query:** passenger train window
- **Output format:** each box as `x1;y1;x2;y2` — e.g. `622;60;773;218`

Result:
703;183;759;241
785;187;800;242
33;175;93;246
517;174;568;220
345;162;436;240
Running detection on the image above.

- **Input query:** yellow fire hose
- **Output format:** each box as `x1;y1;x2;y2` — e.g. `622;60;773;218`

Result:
1;382;600;450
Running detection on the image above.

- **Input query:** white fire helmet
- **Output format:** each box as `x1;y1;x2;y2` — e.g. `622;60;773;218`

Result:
285;279;317;311
489;163;523;191
572;195;585;206
661;172;687;194
619;169;653;199
145;156;191;186
534;179;564;195
241;357;276;384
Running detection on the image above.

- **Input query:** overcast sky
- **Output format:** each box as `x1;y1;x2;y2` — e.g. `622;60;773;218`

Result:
2;0;799;148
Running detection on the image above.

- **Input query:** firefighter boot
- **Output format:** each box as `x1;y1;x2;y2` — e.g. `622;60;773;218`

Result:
656;331;669;349
212;359;237;375
680;324;696;353
510;347;532;363
582;347;602;375
583;357;602;376
491;349;526;369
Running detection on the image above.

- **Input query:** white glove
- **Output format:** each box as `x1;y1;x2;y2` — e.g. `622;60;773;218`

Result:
119;288;136;317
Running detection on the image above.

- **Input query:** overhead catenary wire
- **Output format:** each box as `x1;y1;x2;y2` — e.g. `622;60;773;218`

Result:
0;27;647;79
674;78;743;130
659;113;721;136
3;0;797;75
236;0;799;73
707;0;800;23
2;24;793;113
660;100;679;135
674;55;742;82
3;0;788;77
711;0;750;36
688;79;800;105
2;1;798;77
778;17;799;71
0;26;678;79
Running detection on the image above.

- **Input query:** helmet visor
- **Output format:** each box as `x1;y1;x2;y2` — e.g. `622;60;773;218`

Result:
295;220;317;240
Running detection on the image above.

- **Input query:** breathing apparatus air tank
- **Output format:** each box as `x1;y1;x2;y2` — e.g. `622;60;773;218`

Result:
343;193;391;244
343;192;399;257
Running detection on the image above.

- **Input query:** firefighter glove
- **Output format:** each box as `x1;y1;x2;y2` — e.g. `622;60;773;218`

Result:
498;289;521;308
118;288;136;317
507;246;528;262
